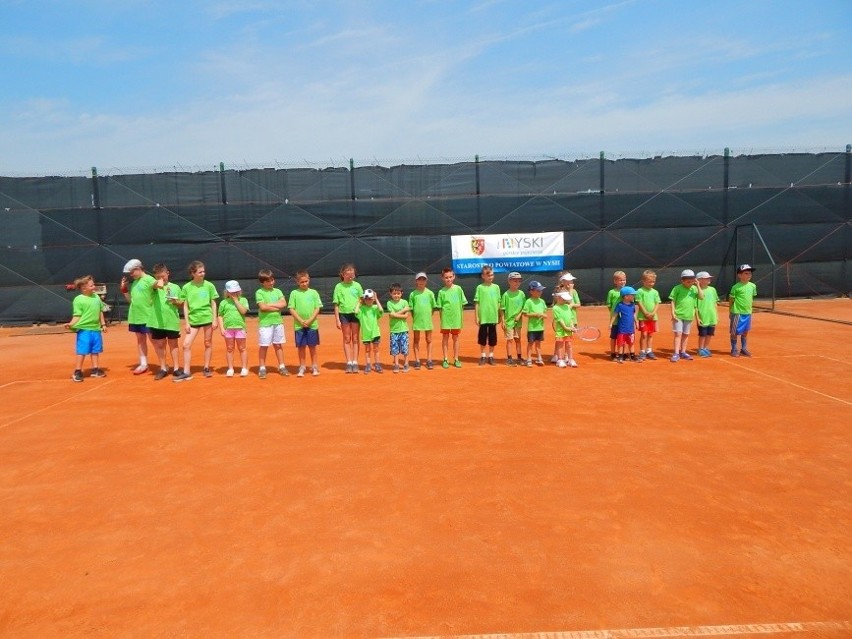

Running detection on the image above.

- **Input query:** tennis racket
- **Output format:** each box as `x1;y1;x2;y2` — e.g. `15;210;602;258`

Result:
573;326;601;342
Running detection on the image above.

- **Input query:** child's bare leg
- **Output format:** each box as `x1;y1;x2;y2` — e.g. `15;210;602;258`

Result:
167;339;179;370
182;327;199;373
203;325;214;369
237;338;248;371
273;343;285;367
224;337;235;370
308;345;317;368
424;330;433;361
412;331;421;362
441;333;449;361
258;345;268;369
91;354;100;370
452;333;460;362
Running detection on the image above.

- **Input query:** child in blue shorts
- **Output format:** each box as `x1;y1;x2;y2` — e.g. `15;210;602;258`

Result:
66;275;107;382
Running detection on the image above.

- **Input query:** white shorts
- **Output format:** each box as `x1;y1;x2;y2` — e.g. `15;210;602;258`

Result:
671;318;693;335
258;324;285;346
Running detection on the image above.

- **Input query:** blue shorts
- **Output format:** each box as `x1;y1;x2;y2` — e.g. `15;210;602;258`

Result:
128;323;150;334
390;332;409;356
527;330;544;343
295;327;320;347
609;324;619;340
730;313;752;335
75;330;103;356
339;313;359;324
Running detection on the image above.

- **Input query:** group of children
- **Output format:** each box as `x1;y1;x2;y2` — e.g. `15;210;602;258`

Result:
606;264;757;363
66;259;757;381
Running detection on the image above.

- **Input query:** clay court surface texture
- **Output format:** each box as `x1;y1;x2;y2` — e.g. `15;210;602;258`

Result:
1;299;850;639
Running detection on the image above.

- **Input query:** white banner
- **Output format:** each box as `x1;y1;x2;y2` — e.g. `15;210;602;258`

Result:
451;232;564;274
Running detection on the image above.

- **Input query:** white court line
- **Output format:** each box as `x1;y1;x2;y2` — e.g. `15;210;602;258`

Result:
384;619;852;639
720;359;851;406
0;379;77;390
0;379;115;429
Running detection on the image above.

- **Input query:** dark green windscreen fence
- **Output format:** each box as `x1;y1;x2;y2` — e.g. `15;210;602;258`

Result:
1;151;849;325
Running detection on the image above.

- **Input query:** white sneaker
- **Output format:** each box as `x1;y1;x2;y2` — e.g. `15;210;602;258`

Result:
569;358;578;368
550;354;559;362
557;360;567;368
311;366;319;376
225;368;234;378
297;366;306;378
240;368;249;377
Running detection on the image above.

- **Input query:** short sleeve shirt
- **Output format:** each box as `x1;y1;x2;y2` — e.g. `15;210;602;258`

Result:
128;273;156;324
180;280;219;325
408;288;437;331
474;283;501;324
386;299;410;334
501;290;526;328
255;287;286;327
148;282;181;331
357;303;383;341
289;288;323;329
729;281;757;315
669;284;699;320
218;296;249;329
522;297;548;332
71;294;104;331
333;281;364;314
606;288;622;313
614;301;637;334
436;285;468;330
552;304;573;338
697;286;720;325
635;287;661;320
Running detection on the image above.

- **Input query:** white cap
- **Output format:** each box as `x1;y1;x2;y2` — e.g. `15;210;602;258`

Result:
559;272;576;281
696;271;712;279
557;291;573;301
224;280;241;293
680;269;695;278
363;288;375;299
414;272;427;279
507;271;522;280
123;258;142;273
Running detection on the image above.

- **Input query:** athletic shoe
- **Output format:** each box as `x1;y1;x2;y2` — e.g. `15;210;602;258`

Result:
705;349;713;357
258;367;267;379
525;359;533;367
203;367;213;378
550;354;559;363
629;354;638;362
312;366;320;377
344;362;352;374
731;349;740;357
173;371;192;382
240;368;249;377
225;368;234;378
153;369;169;381
91;368;107;378
680;352;693;361
616;355;624;364
698;348;710;358
479;356;486;366
610;353;617;361
72;370;83;382
296;366;305;378
454;359;462;368
442;359;450;369
506;357;516;367
670;354;680;362
351;363;359;374
535;358;544;366
426;360;434;370
412;361;421;370
393;364;400;373
402;364;409;373
364;364;371;374
278;365;289;376
557;360;567;368
132;365;149;376
646;352;657;360
740;349;752;357
374;363;384;373
488;356;495;366
569;358;578;368
172;369;182;377
637;353;646;362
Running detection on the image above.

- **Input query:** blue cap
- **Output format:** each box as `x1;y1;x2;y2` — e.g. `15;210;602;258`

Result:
528;280;546;291
620;286;637;296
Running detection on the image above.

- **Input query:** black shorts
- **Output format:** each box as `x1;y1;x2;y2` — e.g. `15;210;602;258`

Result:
697;325;716;337
339;312;359;324
150;328;180;340
477;323;498;347
609;324;619;340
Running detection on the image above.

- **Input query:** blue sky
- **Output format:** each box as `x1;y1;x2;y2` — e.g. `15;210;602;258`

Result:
1;0;850;175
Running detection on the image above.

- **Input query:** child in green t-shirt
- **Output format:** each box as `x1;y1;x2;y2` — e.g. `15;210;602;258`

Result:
66;274;107;382
436;267;468;369
255;268;288;378
219;280;250;377
356;289;384;374
668;269;704;362
288;270;323;377
501;272;526;367
176;260;219;381
522;281;548;366
386;283;411;373
606;270;627;361
408;272;438;370
729;264;757;357
695;271;719;357
473;265;501;366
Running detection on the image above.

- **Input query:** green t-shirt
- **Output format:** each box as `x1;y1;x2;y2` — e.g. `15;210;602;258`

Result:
729;281;757;315
148;282;181;331
386;298;410;334
552;303;573;338
128;273;156;324
357;303;383;341
436;285;468;330
669;283;700;320
501;289;526;328
255;287;286;327
333;281;364;314
218;296;249;329
474;283;501;324
408;288;437;331
71;293;104;331
180;280;219;325
606;288;622;312
522;296;548;332
697;286;720;326
289;288;323;329
635;286;661;320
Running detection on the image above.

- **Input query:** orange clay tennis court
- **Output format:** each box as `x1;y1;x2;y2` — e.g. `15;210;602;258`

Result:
1;300;850;639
